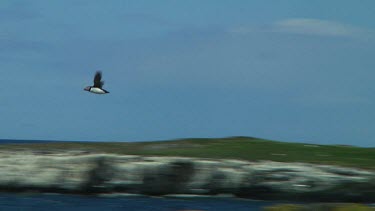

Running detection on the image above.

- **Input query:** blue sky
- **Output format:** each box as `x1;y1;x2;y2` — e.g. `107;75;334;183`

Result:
1;0;375;146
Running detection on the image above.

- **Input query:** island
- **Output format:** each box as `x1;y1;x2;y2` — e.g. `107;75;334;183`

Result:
0;137;374;203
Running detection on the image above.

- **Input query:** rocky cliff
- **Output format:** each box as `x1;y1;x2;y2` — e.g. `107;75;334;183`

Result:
0;150;374;202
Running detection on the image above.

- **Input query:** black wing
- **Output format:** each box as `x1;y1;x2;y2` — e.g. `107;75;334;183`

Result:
93;71;104;88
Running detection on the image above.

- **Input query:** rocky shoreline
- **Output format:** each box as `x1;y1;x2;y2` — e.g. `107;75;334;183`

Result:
0;150;374;202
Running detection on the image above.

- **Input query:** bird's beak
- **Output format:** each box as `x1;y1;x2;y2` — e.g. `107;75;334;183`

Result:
84;87;90;91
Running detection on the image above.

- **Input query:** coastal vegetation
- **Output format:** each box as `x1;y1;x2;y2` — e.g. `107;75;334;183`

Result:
1;136;374;169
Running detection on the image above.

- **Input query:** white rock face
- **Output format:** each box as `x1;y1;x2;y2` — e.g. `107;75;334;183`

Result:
0;150;374;202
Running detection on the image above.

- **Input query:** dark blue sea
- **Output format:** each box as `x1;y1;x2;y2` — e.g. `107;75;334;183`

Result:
0;193;276;211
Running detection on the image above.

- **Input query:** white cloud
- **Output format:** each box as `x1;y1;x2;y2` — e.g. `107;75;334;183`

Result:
229;18;372;39
295;93;372;106
273;18;363;37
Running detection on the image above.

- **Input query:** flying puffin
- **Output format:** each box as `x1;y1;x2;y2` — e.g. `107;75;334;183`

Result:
84;71;110;94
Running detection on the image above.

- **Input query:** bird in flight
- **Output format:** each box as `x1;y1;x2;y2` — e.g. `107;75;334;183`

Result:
84;71;110;94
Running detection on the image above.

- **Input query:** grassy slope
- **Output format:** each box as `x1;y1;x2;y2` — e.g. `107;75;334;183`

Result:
1;136;374;169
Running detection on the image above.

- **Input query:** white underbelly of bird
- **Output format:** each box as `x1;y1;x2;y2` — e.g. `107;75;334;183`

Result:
89;87;107;94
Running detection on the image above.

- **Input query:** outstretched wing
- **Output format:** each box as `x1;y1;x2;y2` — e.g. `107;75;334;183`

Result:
93;71;104;88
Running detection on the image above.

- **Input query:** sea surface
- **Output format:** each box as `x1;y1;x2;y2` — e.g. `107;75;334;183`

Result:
0;193;277;211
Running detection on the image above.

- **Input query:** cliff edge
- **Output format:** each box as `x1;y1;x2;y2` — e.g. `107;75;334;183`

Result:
0;150;374;202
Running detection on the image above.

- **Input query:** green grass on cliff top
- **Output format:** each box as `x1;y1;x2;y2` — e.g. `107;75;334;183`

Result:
1;136;375;169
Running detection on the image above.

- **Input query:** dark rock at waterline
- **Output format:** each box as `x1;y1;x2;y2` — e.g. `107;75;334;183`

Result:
0;150;374;202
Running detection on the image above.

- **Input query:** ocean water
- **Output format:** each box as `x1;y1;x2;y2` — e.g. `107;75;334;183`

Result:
0;194;275;211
